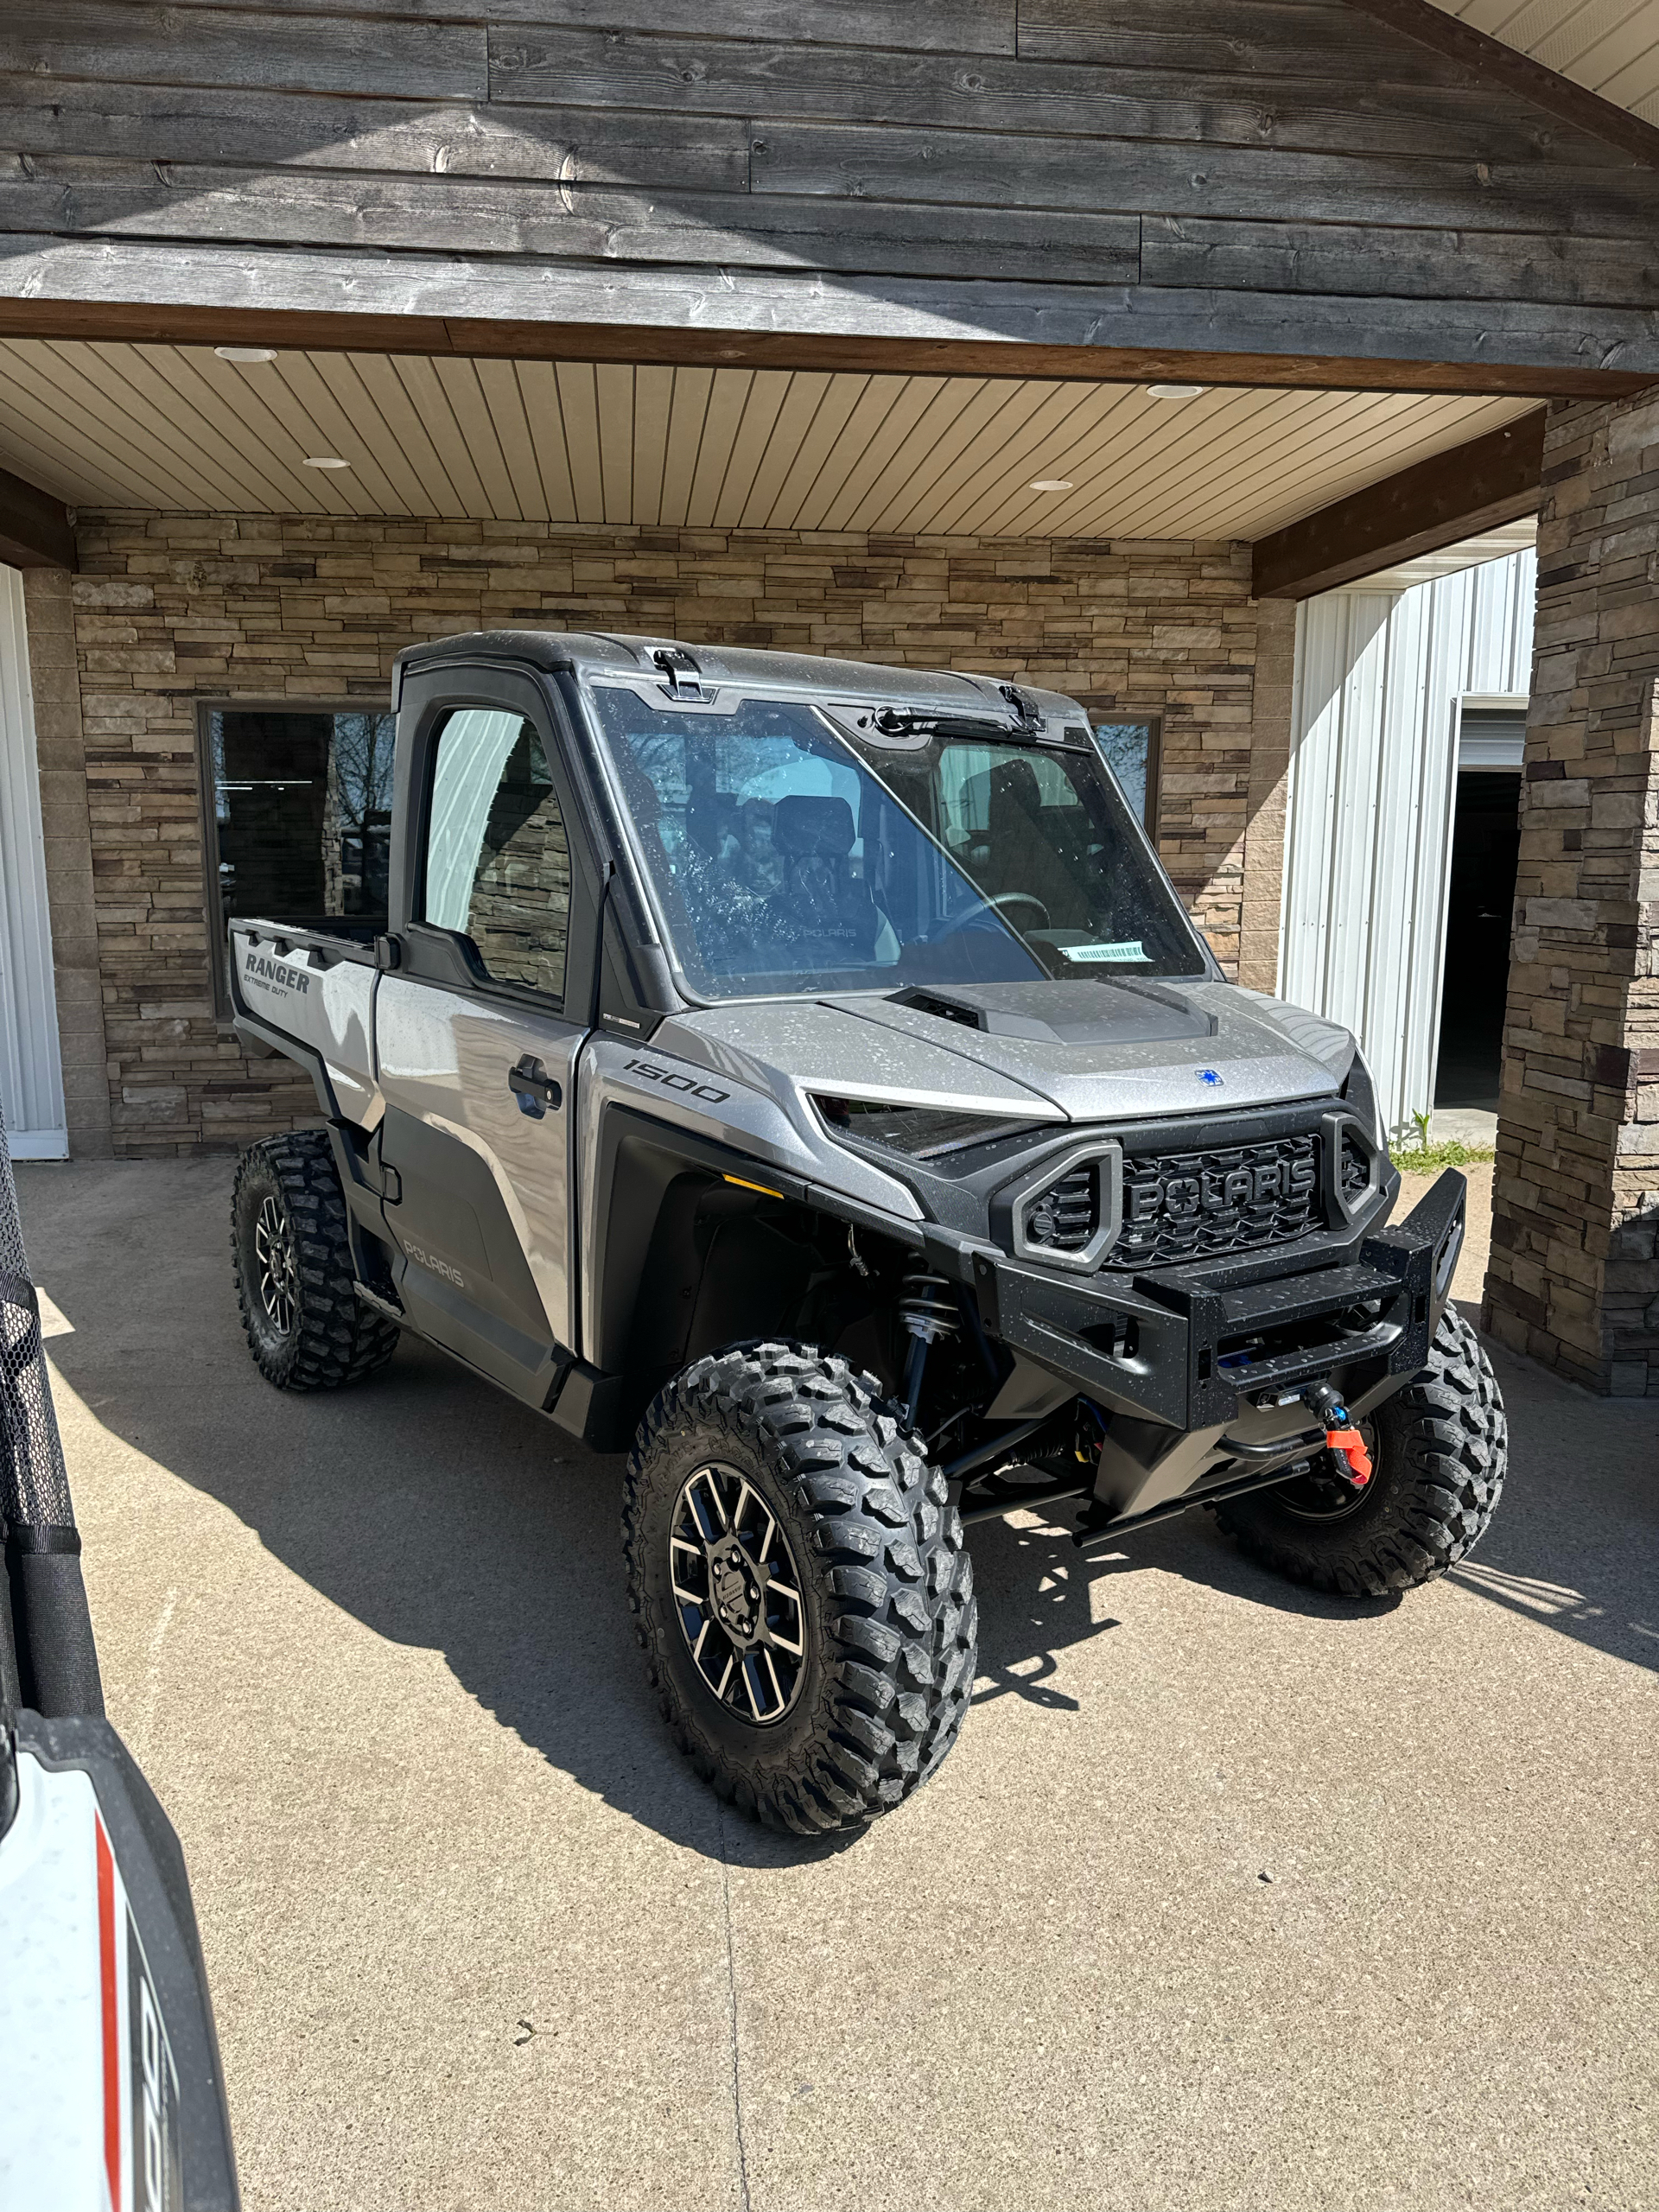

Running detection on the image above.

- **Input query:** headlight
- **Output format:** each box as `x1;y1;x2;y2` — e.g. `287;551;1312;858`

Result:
812;1095;1041;1162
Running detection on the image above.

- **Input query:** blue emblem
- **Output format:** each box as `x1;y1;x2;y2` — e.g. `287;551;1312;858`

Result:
1196;1068;1224;1086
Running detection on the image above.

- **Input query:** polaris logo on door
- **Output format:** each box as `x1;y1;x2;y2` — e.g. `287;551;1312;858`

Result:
401;1238;466;1287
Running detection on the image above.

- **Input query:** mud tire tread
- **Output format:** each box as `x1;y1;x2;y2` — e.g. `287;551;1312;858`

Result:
232;1131;400;1391
1215;1307;1505;1599
623;1340;976;1834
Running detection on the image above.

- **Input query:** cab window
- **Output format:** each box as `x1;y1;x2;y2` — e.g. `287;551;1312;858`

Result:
423;707;570;1001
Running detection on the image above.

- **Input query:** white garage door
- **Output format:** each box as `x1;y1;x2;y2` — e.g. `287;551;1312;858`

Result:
1278;546;1535;1143
0;563;66;1160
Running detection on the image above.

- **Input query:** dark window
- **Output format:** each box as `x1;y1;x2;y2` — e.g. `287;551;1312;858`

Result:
422;707;570;1002
200;703;396;1010
1077;712;1161;833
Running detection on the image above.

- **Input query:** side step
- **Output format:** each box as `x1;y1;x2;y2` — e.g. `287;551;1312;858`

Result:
353;1279;405;1326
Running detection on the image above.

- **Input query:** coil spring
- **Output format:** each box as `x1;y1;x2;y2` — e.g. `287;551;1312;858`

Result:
899;1271;960;1346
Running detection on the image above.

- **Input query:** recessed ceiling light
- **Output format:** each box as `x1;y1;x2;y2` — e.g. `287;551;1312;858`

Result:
1146;383;1207;399
302;456;351;469
1028;478;1074;492
214;346;276;364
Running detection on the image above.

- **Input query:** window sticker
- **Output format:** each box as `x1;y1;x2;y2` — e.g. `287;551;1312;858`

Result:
1062;940;1147;963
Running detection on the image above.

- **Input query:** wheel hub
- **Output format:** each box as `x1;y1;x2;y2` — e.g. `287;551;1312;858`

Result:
710;1545;763;1642
669;1464;805;1724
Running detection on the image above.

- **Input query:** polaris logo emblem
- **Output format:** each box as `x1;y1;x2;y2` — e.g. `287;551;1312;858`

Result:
1127;1154;1315;1224
1196;1068;1222;1086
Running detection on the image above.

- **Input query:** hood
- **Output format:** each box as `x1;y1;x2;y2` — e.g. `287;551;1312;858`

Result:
653;977;1351;1129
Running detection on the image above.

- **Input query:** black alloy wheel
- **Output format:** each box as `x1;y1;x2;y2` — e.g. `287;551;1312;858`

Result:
253;1194;300;1339
669;1462;806;1724
232;1131;400;1390
624;1341;977;1834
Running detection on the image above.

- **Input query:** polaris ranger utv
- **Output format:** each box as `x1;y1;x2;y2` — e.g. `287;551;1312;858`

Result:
226;631;1505;1834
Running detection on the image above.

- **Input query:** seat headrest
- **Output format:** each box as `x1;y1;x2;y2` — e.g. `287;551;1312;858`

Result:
773;793;856;859
988;757;1044;816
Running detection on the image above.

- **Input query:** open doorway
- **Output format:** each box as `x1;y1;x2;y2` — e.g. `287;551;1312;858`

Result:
1433;708;1524;1118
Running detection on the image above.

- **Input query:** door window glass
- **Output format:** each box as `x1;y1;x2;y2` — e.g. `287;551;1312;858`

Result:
424;708;570;1001
207;706;396;922
202;704;396;1011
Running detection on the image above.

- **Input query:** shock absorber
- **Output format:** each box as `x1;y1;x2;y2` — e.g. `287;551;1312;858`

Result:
899;1271;959;1427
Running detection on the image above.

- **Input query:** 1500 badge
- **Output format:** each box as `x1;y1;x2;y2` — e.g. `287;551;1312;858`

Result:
625;1058;729;1105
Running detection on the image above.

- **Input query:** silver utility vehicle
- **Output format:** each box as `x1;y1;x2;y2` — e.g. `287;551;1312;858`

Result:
227;632;1505;1832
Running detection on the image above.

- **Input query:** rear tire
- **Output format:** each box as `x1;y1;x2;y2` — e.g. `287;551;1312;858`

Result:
1214;1307;1505;1598
623;1341;976;1834
232;1131;399;1391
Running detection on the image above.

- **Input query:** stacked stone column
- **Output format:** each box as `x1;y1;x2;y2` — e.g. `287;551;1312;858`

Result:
1484;391;1659;1394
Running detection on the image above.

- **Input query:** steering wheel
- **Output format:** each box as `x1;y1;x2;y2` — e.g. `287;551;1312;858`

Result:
928;888;1052;943
989;890;1052;929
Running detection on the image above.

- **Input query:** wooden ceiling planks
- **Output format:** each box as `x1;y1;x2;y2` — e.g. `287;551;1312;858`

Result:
0;340;1541;543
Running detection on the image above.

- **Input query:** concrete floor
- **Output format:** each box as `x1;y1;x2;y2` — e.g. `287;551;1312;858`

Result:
16;1158;1658;2212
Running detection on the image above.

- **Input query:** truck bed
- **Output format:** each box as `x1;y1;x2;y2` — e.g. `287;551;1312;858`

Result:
230;917;382;1127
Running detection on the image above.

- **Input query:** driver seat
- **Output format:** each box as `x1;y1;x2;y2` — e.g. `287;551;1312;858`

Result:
983;759;1089;928
772;794;880;959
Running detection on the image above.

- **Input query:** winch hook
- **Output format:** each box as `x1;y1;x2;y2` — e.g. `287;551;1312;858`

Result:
1301;1380;1373;1486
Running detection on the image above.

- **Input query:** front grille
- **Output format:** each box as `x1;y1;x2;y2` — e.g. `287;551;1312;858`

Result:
1022;1160;1099;1252
1108;1133;1319;1269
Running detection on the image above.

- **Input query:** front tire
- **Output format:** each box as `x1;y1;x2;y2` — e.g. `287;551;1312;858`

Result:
623;1342;976;1834
232;1131;399;1390
1215;1308;1505;1598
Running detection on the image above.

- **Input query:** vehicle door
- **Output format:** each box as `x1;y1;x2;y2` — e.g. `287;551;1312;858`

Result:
374;671;594;1403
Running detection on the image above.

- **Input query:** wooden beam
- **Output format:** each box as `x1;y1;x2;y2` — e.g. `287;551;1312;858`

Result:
0;461;73;569
1251;411;1546;599
0;296;1649;402
1342;0;1659;173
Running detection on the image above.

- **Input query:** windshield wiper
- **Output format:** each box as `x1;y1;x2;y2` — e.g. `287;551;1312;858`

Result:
858;684;1046;743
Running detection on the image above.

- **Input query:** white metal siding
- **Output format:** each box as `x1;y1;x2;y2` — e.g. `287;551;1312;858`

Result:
0;566;67;1158
1278;549;1535;1141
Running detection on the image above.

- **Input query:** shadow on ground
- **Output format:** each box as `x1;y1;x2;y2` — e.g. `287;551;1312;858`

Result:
26;1166;1659;1867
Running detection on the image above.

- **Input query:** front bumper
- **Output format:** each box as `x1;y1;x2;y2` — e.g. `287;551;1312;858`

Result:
974;1168;1468;1437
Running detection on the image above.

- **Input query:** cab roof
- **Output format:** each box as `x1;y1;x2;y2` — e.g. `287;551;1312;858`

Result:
395;627;1085;729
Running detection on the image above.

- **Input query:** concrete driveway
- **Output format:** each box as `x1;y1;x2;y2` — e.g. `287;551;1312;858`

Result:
17;1159;1658;2212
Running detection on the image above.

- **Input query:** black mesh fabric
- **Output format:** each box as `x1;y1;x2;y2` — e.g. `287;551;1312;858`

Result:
0;1100;75;1529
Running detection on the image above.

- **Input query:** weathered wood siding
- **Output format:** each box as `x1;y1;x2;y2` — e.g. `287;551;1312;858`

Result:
3;0;1658;378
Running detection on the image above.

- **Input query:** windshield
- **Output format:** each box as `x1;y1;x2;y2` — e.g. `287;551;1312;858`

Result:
588;687;1208;1002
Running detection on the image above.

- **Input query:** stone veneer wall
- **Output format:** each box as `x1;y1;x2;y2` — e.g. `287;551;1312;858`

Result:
60;513;1272;1156
1484;391;1659;1394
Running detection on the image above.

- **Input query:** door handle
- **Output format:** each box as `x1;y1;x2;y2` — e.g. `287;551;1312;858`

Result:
508;1055;563;1117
